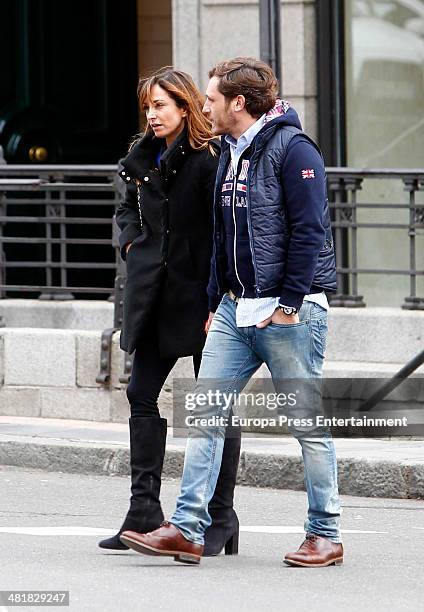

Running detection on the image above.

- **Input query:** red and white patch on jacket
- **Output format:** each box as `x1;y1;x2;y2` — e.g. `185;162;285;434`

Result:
301;168;315;179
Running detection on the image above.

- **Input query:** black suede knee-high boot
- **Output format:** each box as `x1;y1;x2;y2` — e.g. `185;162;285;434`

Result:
203;421;241;556
99;417;167;550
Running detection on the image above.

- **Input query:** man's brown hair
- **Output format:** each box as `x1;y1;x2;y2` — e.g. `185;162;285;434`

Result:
208;57;278;117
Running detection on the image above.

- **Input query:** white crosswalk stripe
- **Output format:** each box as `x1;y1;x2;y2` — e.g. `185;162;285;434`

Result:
0;526;387;536
241;526;387;534
0;527;115;536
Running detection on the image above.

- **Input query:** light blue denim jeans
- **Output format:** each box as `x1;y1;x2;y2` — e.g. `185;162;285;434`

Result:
170;294;342;544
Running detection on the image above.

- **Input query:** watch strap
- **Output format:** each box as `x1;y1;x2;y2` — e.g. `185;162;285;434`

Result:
278;304;299;315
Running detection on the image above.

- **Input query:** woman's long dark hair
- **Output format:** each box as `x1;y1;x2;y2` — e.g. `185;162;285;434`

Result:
133;66;215;153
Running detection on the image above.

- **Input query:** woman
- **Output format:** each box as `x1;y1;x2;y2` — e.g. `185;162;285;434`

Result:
98;68;240;556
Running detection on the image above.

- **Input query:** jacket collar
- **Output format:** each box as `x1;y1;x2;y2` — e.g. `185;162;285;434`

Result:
159;127;191;178
120;128;191;182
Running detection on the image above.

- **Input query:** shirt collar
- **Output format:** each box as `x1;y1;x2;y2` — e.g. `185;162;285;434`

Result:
224;114;266;150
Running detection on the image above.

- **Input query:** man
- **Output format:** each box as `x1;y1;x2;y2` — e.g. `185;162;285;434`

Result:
120;57;343;567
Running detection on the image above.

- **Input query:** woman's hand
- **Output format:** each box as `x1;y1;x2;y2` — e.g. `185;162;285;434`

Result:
205;312;215;334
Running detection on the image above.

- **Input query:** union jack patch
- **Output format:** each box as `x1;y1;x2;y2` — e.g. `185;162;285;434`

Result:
301;169;315;179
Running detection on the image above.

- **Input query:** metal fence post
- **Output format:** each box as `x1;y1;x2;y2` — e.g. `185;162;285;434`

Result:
402;177;424;310
327;175;346;305
328;175;366;307
0;146;6;322
0;190;6;302
344;176;366;307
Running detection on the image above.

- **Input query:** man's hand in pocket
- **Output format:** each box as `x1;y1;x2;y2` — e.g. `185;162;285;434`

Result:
256;308;299;328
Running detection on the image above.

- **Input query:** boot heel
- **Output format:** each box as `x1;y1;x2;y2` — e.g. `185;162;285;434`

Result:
224;530;239;555
334;558;343;566
174;553;201;565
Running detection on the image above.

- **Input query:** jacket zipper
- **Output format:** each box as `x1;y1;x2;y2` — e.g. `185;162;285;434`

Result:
149;167;169;267
231;159;246;297
245;146;261;296
163;172;169;267
212;155;228;295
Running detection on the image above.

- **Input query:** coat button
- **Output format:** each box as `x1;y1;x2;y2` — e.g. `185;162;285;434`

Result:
172;169;177;174
126;177;130;181
166;229;170;234
122;171;126;176
144;176;149;182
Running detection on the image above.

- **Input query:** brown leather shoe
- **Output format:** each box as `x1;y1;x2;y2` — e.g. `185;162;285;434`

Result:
120;521;203;565
284;533;343;567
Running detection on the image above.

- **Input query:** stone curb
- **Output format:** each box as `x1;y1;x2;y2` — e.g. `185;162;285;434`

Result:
0;437;423;500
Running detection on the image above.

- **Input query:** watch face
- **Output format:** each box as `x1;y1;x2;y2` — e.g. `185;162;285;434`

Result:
282;306;296;315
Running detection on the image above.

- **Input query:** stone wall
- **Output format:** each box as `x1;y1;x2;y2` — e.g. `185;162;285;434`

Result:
0;305;423;425
172;0;318;138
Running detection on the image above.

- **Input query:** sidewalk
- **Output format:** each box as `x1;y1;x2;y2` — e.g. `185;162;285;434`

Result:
0;415;423;499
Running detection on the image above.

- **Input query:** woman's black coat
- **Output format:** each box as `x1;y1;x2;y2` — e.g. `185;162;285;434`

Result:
115;128;219;358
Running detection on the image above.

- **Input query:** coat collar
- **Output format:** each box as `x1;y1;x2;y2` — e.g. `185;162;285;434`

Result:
159;128;191;178
119;128;191;184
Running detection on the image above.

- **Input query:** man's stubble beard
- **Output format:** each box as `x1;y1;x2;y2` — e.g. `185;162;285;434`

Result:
214;109;236;137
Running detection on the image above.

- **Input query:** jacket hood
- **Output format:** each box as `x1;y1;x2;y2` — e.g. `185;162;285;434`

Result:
262;98;302;130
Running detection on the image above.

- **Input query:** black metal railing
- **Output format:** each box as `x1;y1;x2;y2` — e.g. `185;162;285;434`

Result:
1;164;422;386
360;348;424;412
0;165;423;309
326;168;424;310
0;165;121;300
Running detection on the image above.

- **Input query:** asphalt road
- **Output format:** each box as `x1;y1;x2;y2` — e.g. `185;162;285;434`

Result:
1;466;423;612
